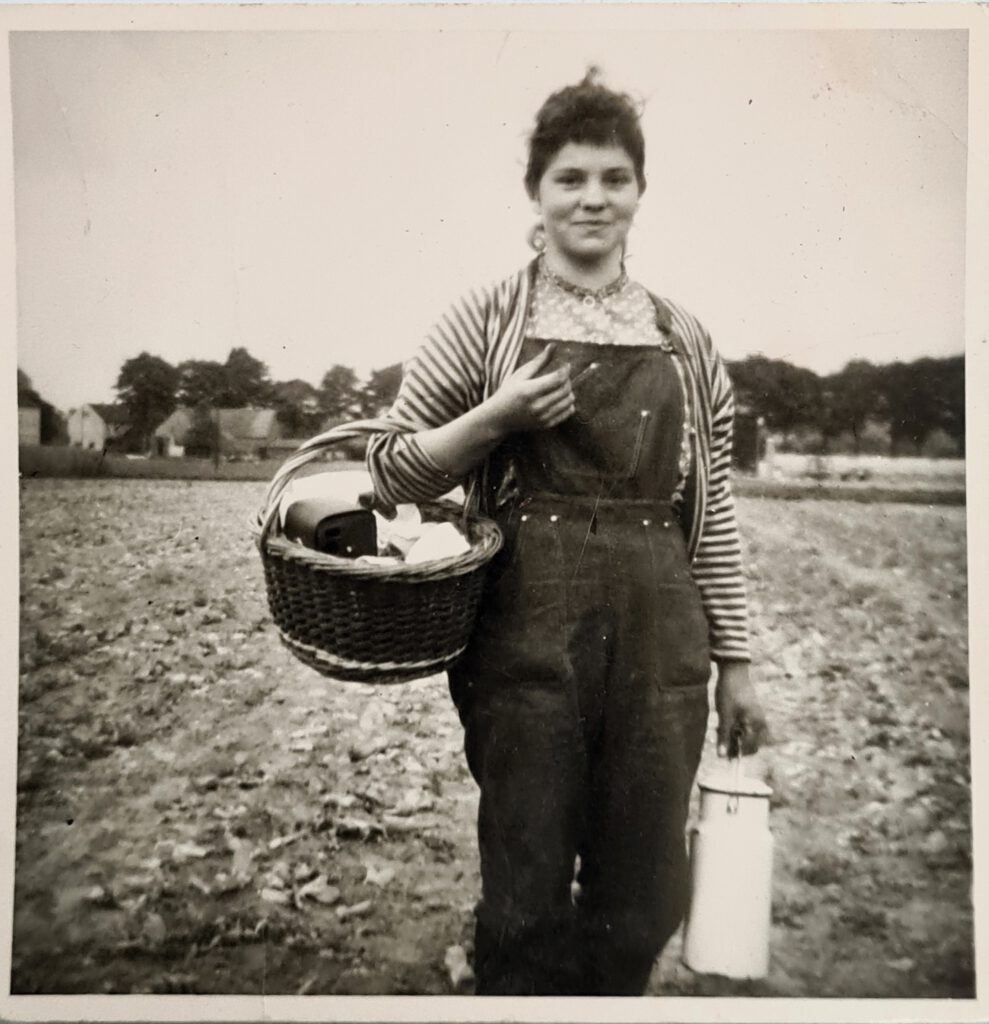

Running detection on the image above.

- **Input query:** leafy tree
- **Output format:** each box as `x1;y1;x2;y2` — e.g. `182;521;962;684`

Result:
882;359;939;455
881;355;965;456
272;378;323;437
319;365;361;420
728;356;821;445
218;347;272;407
357;363;403;417
930;355;965;456
115;352;179;453
821;360;884;454
183;402;219;459
177;359;228;408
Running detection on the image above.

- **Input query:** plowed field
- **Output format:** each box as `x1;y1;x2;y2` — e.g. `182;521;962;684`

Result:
12;479;973;997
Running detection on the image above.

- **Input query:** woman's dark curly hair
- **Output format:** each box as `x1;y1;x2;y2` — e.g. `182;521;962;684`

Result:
524;67;646;199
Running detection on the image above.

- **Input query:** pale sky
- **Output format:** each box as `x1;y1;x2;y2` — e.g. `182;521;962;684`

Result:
10;25;968;413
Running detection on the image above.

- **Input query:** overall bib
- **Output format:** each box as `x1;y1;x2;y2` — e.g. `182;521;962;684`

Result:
448;336;711;996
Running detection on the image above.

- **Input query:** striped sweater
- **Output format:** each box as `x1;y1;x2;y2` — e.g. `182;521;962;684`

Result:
366;260;751;662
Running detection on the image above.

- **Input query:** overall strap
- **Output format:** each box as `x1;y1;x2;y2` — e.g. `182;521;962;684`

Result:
648;292;707;562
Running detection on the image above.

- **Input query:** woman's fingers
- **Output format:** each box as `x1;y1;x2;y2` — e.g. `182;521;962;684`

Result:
718;703;771;758
544;399;576;428
514;343;556;381
531;389;575;426
493;350;576;431
525;364;570;396
529;375;573;410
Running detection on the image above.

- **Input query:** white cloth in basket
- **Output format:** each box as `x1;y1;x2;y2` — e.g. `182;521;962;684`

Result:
404;522;472;564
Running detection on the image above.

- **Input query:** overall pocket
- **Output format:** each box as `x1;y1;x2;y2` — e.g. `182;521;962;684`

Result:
651;581;712;690
551;405;652;484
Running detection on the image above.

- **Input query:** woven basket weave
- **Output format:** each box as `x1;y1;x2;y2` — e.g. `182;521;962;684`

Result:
255;419;503;684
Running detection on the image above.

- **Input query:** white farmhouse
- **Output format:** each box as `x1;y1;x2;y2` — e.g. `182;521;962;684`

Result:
18;392;41;445
67;403;129;451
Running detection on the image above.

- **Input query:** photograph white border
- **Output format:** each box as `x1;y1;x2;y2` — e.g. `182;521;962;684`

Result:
1;4;985;1022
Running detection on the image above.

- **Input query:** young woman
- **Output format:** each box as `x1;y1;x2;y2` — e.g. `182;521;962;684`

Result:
367;69;767;996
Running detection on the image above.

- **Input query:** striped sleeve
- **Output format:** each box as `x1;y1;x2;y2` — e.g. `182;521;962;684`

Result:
691;334;752;663
366;288;490;507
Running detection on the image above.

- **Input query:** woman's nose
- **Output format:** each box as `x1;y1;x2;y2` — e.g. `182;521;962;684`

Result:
579;181;606;208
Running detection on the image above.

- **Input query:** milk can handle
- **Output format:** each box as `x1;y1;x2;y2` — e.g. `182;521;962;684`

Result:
727;753;743;815
727;723;745;814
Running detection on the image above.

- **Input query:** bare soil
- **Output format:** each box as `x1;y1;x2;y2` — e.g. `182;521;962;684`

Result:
13;479;973;997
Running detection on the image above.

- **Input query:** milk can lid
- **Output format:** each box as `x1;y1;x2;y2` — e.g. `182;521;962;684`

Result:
697;769;773;798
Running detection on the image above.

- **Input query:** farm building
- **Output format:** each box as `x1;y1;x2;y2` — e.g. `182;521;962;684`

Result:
153;407;283;459
67;403;130;451
18;392;41;446
18;374;68;445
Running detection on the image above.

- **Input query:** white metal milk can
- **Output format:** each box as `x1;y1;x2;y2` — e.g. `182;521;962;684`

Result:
682;762;774;979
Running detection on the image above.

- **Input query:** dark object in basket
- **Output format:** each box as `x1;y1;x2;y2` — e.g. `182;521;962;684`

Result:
282;498;377;558
256;419;503;685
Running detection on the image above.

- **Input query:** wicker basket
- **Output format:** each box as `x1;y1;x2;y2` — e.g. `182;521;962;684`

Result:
255;419;503;684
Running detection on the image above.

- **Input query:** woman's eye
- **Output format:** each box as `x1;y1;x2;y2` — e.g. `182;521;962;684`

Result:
605;174;632;187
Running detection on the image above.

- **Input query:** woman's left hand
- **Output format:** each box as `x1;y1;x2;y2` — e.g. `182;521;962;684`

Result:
714;661;770;757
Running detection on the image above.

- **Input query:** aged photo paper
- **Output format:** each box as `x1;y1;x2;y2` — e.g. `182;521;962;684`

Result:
1;3;986;1023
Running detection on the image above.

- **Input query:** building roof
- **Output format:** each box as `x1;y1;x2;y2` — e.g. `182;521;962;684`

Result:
154;408;194;441
89;403;130;426
217;408;279;440
154;407;279;446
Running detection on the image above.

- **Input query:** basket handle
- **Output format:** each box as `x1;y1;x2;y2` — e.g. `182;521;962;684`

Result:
257;418;415;546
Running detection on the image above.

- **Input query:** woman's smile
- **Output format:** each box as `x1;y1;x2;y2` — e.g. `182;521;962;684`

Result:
534;141;640;279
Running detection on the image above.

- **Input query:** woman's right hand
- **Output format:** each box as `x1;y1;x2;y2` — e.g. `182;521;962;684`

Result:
412;344;575;481
484;344;576;436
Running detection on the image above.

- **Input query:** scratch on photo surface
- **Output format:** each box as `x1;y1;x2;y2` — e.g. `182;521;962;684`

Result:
890;69;966;148
572;494;601;579
495;31;511;67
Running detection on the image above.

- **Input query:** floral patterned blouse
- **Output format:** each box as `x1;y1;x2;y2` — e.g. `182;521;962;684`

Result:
525;256;693;509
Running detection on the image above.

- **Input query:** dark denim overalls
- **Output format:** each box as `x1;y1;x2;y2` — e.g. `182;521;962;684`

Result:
448;335;711;996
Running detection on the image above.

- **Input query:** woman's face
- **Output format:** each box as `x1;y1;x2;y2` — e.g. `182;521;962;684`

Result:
533;141;640;267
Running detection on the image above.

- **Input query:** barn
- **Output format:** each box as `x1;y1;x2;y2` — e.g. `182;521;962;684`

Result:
153;407;282;459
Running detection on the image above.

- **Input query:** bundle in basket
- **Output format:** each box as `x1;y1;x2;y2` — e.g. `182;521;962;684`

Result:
255;419;503;684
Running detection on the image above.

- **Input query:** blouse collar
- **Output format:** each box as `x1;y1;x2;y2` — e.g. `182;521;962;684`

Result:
536;254;629;301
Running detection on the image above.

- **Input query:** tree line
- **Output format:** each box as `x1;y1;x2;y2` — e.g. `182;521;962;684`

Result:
728;353;964;456
30;346;960;458
113;348;402;454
